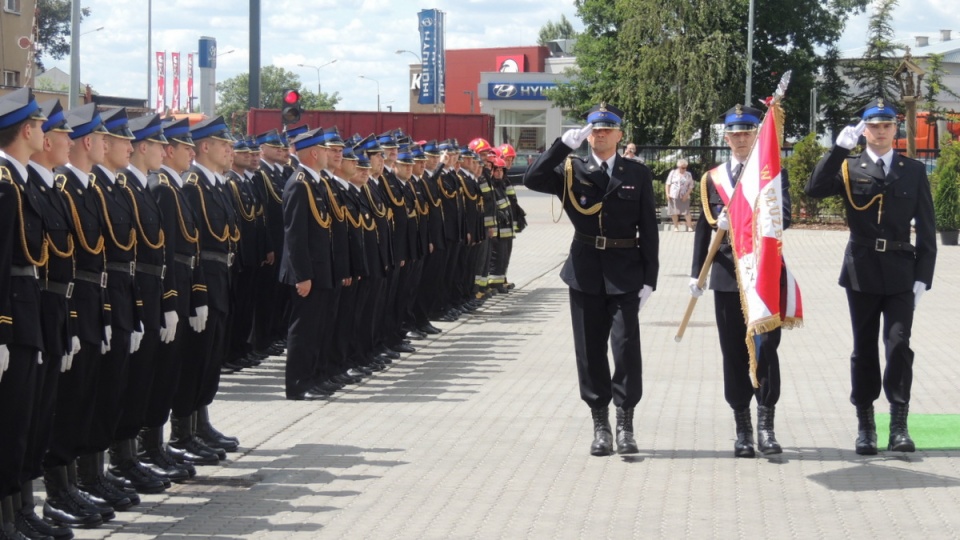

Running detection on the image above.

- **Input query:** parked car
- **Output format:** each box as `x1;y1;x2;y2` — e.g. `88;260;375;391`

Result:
506;152;540;183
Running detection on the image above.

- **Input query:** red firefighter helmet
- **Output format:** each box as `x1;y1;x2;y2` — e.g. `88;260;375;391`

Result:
493;157;507;168
468;137;493;154
498;144;516;158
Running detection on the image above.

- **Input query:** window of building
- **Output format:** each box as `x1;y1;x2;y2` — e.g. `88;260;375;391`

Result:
498;109;547;153
3;0;21;14
3;70;21;87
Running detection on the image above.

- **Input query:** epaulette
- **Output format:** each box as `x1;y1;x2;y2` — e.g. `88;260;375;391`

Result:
158;172;170;186
0;166;11;184
185;172;199;186
55;173;68;191
296;171;306;184
117;172;128;188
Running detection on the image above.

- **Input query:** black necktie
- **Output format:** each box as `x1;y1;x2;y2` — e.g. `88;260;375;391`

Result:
877;158;886;176
731;163;743;186
600;161;609;176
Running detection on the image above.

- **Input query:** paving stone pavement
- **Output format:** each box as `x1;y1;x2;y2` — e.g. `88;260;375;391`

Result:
61;187;960;539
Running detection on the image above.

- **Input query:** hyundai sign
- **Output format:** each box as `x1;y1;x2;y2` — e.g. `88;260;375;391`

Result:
487;82;557;101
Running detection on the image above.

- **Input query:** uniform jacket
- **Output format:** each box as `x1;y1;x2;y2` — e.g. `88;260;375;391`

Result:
806;146;936;294
279;166;334;289
692;162;792;292
523;139;659;295
91;165;141;333
183;165;237;314
29;164;73;357
361;180;394;277
119;167;171;330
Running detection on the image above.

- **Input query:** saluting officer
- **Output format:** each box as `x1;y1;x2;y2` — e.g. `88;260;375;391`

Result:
806;99;937;455
524;103;659;456
689;105;791;458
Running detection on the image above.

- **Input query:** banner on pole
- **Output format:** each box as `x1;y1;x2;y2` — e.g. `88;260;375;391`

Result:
156;51;166;112
187;53;194;113
171;52;180;111
417;9;446;105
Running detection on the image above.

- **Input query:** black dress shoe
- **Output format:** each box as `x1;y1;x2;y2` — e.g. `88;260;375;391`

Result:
375;354;393;364
391;343;416;354
286;389;328;401
406;329;428;340
437;313;457;322
332;373;360;385
379;347;400;359
418;323;441;335
17;506;76;539
347;367;369;378
365;360;386;372
314;380;342;393
166;442;220;466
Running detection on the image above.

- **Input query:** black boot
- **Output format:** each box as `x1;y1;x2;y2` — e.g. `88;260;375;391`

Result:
855;405;878;455
16;480;74;539
41;467;102;529
589;408;613;456
137;428;192;482
615;407;639;454
64;463;114;522
733;408;756;458
108;440;167;494
75;455;134;511
756;405;782;455
1;495;30;540
195;406;239;451
191;413;226;460
888;403;916;452
168;415;220;466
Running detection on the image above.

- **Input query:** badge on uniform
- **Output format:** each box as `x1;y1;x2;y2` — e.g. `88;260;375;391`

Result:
580;195;588;205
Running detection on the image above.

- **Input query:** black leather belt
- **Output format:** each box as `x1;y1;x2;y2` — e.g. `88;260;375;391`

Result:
136;262;166;279
11;265;39;278
573;231;638;250
174;253;196;269
106;261;136;276
850;234;915;253
75;270;108;288
200;251;235;267
41;280;74;299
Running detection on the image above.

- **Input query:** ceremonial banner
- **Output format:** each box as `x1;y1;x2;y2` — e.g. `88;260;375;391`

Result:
187;53;194;113
171;52;180;111
726;102;803;381
156;51;166;112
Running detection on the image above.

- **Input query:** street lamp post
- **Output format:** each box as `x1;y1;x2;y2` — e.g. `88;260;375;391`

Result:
298;59;337;95
359;75;381;112
395;49;422;64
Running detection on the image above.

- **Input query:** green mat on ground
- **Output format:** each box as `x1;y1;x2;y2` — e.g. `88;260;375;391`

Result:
876;413;960;450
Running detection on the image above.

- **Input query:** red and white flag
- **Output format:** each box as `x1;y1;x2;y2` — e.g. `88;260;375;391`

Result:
156;51;166;112
726;103;803;382
171;52;180;112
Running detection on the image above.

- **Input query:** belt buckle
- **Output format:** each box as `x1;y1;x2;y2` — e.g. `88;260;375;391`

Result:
160;264;167;280
65;282;74;299
875;238;887;252
129;261;137;276
100;272;108;288
595;236;607;250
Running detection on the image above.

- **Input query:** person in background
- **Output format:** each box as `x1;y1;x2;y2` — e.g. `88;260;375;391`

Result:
666;158;695;231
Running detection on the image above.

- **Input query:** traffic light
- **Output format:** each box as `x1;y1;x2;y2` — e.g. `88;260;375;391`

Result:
281;89;302;124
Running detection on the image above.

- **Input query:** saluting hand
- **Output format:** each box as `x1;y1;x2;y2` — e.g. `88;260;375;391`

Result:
836;121;866;150
562;123;594;150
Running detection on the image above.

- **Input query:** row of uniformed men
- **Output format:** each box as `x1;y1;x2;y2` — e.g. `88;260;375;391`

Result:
0;88;245;540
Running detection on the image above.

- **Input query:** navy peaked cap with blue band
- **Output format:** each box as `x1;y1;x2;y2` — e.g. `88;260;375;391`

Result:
255;129;282;147
861;98;898;123
190;116;234;142
292;127;326;151
342;145;358;161
285;124;310;139
161;118;195;146
129;113;168;143
323;126;345;147
358;133;382;154
585;103;623;129
100;108;135;139
722;105;762;131
357;151;371;169
396;145;415;164
40;99;72;133
64;104;107;139
377;131;399;148
0;87;46;130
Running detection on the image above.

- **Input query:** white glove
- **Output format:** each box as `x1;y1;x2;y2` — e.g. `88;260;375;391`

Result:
130;325;143;354
561;123;594;150
689;277;704;298
160;310;179;344
836;121;866;150
101;325;112;354
69;336;81;356
716;209;729;231
190;305;209;333
0;344;9;383
913;281;926;308
637;285;653;311
61;352;74;372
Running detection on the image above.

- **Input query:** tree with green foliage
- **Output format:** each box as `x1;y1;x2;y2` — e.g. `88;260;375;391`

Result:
922;53;960;122
845;0;902;108
35;0;90;71
818;46;853;139
537;14;578;46
216;66;340;134
552;0;868;144
784;133;841;221
932;139;960;231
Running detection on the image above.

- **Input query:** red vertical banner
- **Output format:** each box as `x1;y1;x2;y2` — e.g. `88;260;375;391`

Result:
156;51;166;112
187;53;194;113
171;52;181;111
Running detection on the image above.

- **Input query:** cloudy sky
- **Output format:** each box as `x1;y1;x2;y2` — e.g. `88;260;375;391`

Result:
46;0;960;113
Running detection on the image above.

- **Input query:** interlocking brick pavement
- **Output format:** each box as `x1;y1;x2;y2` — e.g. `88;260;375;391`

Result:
62;187;960;539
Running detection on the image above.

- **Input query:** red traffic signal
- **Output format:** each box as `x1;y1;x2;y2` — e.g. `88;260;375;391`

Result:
281;89;302;124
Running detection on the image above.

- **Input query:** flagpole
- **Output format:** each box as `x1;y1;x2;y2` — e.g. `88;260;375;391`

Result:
675;229;725;342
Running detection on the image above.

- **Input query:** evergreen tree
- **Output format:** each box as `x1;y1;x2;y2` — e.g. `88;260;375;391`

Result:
818;46;854;139
537;15;578;46
845;0;902;108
